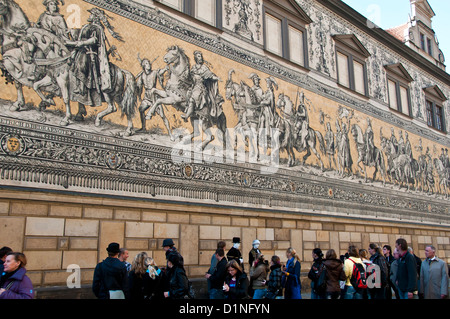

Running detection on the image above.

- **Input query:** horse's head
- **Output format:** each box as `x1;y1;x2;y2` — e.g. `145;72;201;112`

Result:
164;45;182;65
0;0;30;30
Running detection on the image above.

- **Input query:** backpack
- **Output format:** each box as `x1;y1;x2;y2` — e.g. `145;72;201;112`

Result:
349;259;368;290
314;264;327;295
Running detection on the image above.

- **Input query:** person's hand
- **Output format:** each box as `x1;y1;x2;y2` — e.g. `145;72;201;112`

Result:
164;291;169;298
0;288;5;296
408;292;414;299
223;284;229;292
205;273;211;279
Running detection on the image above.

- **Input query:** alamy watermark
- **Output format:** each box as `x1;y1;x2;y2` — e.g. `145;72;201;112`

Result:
171;120;280;175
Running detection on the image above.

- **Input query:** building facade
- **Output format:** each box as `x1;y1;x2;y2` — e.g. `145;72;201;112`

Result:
0;0;448;297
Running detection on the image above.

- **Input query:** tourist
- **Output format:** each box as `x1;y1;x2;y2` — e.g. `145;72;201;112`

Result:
419;245;448;299
164;253;189;299
249;254;269;299
205;248;227;299
0;252;34;299
395;238;417;299
223;259;249;299
119;248;131;272
343;245;365;299
262;255;283;299
308;248;326;299
368;243;388;299
92;242;130;299
323;249;345;299
282;247;302;299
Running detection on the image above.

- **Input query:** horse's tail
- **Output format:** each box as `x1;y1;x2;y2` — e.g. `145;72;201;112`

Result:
120;69;137;119
315;130;326;155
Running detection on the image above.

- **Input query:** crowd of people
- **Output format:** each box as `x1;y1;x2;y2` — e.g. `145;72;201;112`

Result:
88;236;449;300
0;236;448;300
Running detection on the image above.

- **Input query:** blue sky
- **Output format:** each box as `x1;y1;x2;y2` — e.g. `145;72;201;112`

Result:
342;0;450;67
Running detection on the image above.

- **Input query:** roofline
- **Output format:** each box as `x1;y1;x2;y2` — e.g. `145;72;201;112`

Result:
317;0;450;86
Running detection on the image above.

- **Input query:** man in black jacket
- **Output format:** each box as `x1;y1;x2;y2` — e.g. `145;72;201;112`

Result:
205;248;228;299
92;242;130;299
395;238;417;299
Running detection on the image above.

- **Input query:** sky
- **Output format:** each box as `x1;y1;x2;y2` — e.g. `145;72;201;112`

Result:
342;0;450;66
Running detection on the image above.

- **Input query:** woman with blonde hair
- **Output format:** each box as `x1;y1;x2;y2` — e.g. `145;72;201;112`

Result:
129;252;163;300
282;247;302;299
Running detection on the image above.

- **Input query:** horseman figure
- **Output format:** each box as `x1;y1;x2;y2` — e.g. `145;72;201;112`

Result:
181;50;224;123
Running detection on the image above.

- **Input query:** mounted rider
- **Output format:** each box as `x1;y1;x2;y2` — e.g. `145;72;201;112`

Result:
28;0;69;82
182;51;224;123
67;7;124;107
364;118;375;165
295;91;309;150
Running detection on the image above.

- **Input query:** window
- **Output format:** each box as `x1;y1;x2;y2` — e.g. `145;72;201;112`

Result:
420;33;426;51
333;35;370;96
263;0;312;68
424;85;447;133
427;38;433;56
195;0;216;25
157;0;221;28
385;63;413;117
265;13;283;56
159;0;183;10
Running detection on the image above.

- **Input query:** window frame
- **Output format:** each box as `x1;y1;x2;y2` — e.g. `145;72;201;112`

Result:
334;46;369;97
423;86;447;133
262;0;311;69
384;64;413;118
156;0;223;29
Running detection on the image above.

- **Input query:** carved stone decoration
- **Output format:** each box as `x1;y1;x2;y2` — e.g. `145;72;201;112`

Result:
1;134;25;156
224;0;262;44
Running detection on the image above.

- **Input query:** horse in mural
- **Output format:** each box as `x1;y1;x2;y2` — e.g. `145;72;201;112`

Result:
351;124;387;185
147;45;227;150
225;69;261;159
274;93;296;167
0;0;137;136
380;132;414;191
433;157;449;198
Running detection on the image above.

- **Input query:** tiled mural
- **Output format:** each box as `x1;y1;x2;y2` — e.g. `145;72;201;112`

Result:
0;0;448;224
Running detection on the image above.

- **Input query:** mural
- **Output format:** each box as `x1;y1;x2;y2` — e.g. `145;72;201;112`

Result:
0;0;448;207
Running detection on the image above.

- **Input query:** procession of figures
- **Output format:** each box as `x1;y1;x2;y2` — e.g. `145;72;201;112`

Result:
0;1;448;198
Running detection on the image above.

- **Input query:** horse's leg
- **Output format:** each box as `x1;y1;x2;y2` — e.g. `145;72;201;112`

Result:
32;76;56;107
10;81;26;111
95;93;115;127
55;68;71;126
156;105;175;142
145;89;168;120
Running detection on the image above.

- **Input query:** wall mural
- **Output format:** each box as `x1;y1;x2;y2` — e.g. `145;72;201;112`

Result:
0;0;448;216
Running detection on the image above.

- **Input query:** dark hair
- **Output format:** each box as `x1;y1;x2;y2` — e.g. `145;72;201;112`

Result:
396;238;408;251
348;245;359;258
7;252;27;268
383;245;392;255
369;243;382;254
0;246;13;259
313;248;323;259
215;248;225;257
226;259;242;274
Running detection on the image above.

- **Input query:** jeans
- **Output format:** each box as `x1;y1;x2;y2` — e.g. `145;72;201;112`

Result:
253;288;267;299
311;291;326;299
209;288;225;299
344;285;363;299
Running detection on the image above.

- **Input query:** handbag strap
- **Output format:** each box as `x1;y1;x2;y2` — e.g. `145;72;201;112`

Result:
4;280;14;290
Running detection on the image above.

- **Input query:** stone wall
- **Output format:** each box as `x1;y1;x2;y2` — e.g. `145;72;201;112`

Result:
1;189;448;297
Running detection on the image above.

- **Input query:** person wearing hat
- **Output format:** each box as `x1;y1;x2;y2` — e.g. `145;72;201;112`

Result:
162;238;184;267
164;253;190;299
92;242;130;299
37;0;69;40
226;237;244;271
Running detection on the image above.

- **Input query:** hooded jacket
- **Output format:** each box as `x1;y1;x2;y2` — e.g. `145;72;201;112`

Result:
323;258;346;293
92;257;130;299
0;267;34;299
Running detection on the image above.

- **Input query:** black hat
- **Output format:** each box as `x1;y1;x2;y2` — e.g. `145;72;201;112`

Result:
106;242;120;254
232;237;240;244
162;238;175;247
